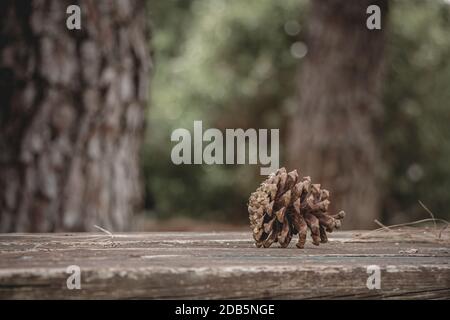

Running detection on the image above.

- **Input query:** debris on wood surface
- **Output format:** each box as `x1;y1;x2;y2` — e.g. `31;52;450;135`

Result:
351;214;449;245
399;248;419;254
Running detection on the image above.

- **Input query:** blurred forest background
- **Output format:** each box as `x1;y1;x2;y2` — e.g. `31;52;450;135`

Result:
1;0;449;232
144;0;450;229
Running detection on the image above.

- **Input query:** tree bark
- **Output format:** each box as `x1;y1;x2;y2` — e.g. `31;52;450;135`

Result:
0;0;150;232
287;0;388;229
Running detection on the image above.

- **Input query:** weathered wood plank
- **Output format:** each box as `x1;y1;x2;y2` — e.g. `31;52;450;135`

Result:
0;230;449;299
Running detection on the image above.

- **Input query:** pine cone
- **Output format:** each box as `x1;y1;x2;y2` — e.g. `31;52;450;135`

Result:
248;167;345;249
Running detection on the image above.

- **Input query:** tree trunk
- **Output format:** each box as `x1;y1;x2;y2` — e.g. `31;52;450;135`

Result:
287;0;387;229
0;0;150;232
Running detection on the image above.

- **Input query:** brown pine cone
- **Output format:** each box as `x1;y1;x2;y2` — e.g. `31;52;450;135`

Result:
248;167;345;249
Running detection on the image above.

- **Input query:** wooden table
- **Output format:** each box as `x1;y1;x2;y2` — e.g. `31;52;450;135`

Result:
0;230;449;299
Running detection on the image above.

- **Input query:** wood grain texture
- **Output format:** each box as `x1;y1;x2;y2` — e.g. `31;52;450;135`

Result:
0;230;449;299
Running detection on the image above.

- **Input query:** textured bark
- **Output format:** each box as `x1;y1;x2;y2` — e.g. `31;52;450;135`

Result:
287;0;387;229
0;0;150;232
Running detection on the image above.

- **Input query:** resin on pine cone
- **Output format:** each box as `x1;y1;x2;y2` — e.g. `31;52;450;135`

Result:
248;167;345;249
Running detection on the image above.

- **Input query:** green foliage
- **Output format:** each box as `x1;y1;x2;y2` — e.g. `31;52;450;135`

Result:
382;0;450;221
145;0;306;221
144;0;450;223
